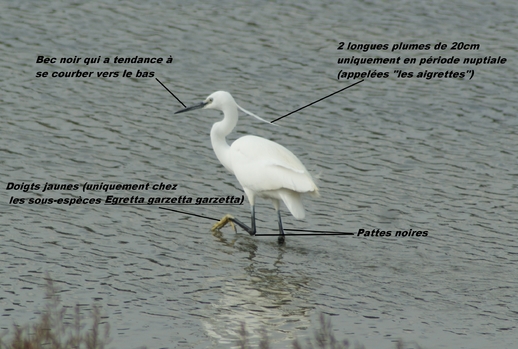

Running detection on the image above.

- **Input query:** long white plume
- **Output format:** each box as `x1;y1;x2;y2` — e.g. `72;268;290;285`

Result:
237;104;279;126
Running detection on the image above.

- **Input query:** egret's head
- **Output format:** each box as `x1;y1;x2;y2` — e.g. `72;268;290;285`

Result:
175;91;234;114
174;91;274;126
203;91;235;111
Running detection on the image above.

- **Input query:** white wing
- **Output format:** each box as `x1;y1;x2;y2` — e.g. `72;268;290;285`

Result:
229;135;318;195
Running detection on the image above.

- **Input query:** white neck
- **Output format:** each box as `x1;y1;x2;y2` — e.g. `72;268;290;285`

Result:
210;106;238;174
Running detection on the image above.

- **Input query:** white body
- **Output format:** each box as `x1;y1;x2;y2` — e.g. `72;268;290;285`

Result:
207;91;318;219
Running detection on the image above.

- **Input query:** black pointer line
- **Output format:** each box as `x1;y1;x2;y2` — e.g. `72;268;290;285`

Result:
156;78;186;108
159;207;354;236
160;207;216;221
285;228;353;234
255;233;353;236
270;79;364;124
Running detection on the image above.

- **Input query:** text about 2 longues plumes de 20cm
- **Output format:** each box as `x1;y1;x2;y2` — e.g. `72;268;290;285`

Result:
336;41;507;80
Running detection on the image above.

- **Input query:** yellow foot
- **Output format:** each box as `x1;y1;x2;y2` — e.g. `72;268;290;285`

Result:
211;214;237;232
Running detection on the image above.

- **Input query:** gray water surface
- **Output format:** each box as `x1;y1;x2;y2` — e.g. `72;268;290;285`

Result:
1;1;517;348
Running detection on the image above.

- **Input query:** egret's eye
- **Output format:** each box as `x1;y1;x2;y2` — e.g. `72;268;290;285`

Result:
208;98;213;103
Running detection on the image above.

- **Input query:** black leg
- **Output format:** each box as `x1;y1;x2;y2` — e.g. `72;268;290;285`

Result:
229;205;256;236
277;210;285;244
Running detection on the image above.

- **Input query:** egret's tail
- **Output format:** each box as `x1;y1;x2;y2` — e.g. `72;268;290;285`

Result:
279;190;305;219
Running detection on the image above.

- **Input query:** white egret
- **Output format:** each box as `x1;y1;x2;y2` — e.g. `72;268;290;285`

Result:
175;91;318;244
